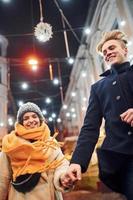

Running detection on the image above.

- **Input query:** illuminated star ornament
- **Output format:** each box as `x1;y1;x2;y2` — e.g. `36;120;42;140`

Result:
34;0;53;42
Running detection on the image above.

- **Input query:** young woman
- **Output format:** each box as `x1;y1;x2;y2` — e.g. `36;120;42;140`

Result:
0;102;70;200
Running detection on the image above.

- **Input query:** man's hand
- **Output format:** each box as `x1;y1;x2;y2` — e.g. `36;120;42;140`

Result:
60;164;81;189
120;108;133;127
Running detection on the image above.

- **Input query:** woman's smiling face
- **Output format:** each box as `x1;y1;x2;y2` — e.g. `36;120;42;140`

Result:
22;112;41;129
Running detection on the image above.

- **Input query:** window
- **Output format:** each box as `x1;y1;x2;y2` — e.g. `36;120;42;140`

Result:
111;19;119;29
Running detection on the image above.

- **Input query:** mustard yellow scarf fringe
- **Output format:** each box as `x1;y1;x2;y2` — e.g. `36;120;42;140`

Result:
2;122;64;181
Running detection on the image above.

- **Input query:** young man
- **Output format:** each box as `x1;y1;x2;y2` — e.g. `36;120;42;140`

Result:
62;30;133;200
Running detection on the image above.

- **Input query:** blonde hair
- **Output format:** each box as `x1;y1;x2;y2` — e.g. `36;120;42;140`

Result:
96;30;128;54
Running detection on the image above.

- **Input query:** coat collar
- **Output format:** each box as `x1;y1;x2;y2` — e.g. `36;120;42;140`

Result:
100;62;131;77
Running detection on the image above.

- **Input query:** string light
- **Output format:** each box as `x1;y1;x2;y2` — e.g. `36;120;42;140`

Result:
21;82;29;90
53;78;59;85
120;20;126;27
57;118;61;123
63;104;67;109
68;57;74;64
66;112;70;117
32;65;38;71
51;113;56;118
45;97;52;104
84;27;91;35
8;118;14;126
71;92;76;97
0;122;4;127
42;109;47;115
18;101;24;107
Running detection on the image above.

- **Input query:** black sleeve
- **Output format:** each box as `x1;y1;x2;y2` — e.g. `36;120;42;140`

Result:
70;85;103;172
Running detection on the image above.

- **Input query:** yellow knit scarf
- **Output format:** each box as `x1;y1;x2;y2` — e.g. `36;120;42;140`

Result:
2;122;64;181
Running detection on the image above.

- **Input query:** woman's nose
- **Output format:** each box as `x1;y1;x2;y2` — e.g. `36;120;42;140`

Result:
28;117;34;122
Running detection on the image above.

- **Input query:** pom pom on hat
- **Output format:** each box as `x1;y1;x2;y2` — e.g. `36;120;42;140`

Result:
17;102;44;124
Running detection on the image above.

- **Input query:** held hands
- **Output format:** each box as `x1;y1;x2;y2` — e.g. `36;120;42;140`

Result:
120;108;133;127
60;164;81;189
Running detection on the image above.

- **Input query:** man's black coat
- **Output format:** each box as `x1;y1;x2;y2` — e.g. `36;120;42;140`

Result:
71;61;133;191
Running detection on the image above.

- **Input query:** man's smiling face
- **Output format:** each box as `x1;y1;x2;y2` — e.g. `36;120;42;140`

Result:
102;39;128;66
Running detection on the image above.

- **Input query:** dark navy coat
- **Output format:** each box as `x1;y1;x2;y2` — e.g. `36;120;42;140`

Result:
71;62;133;191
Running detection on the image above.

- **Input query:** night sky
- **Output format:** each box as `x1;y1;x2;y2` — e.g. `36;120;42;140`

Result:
0;0;91;131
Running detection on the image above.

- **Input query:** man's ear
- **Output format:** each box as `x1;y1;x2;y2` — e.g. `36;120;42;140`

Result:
124;47;128;56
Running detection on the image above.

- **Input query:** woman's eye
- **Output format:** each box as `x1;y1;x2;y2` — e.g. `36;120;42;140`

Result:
33;114;37;118
23;118;28;121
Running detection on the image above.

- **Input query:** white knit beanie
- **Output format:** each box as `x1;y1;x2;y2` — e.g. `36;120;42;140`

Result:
17;102;44;124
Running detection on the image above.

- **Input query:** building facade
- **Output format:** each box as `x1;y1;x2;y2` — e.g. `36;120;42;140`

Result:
0;35;8;142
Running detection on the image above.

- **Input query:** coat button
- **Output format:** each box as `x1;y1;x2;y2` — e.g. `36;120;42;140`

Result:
112;81;116;85
128;131;133;136
116;96;121;100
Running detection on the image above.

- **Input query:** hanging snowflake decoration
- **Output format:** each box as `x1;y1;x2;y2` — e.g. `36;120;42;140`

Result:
34;0;53;42
34;22;53;42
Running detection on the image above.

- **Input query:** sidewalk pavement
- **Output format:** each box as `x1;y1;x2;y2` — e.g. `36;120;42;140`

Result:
63;190;127;200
